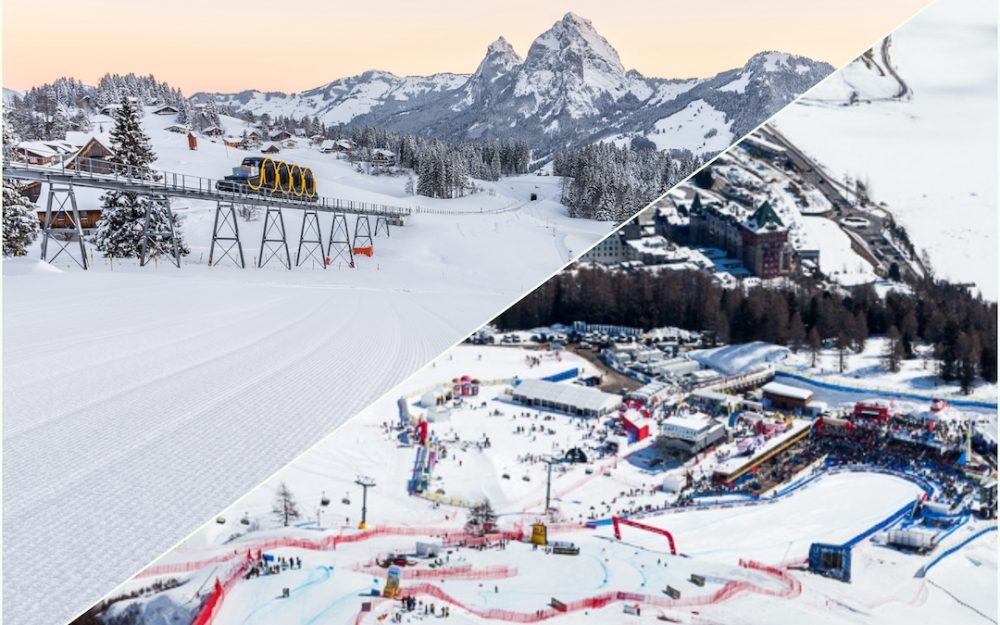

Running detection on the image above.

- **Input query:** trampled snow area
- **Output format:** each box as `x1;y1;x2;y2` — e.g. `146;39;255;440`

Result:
1;110;613;625
774;0;998;299
98;344;997;625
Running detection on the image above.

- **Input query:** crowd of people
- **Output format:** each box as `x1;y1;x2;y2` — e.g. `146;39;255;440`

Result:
243;554;303;580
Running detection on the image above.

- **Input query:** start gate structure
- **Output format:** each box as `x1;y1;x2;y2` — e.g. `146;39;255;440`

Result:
611;516;678;555
3;155;411;271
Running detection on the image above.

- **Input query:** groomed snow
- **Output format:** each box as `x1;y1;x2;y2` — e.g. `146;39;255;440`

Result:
2;110;613;625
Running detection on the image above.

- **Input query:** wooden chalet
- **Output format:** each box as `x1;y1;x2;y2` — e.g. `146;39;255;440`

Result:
65;137;115;173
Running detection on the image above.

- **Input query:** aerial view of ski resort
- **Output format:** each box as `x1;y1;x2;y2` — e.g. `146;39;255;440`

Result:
62;1;996;624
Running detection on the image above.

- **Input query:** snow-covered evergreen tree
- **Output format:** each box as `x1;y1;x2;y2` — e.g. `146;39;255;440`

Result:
93;97;189;257
3;180;40;256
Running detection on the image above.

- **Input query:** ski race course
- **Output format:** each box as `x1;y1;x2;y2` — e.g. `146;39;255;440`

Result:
102;345;997;625
2;108;613;625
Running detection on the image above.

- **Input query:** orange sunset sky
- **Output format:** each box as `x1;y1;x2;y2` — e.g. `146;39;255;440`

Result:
3;0;933;94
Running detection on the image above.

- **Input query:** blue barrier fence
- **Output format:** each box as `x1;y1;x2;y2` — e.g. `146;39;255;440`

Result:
541;368;580;383
916;525;998;578
585;464;936;528
844;500;918;548
773;371;998;410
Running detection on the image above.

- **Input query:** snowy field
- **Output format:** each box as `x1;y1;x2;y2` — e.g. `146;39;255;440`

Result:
1;111;613;625
96;344;997;625
650;99;734;156
774;0;998;299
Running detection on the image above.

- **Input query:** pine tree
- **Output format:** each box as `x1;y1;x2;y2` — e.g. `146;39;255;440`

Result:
808;327;822;368
836;332;849;373
93;97;189;257
883;325;903;373
467;500;497;536
788;312;806;353
3;179;40;256
272;482;301;527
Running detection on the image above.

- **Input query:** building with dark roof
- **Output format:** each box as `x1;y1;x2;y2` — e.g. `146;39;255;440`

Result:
688;194;793;278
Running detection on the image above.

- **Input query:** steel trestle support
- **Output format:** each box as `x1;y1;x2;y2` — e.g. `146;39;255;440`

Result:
259;206;291;269
40;183;89;269
209;201;245;268
139;195;182;268
327;212;354;267
296;208;325;268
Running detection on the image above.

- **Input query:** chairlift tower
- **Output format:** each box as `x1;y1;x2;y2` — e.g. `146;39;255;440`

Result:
355;476;376;529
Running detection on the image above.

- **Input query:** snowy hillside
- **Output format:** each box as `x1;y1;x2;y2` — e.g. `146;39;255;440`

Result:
1;106;613;625
774;0;997;299
193;13;834;160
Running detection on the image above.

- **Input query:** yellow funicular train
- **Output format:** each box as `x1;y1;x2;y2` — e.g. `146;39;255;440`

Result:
217;156;318;201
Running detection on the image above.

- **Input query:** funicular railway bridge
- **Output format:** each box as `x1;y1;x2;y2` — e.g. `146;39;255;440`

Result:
2;156;412;270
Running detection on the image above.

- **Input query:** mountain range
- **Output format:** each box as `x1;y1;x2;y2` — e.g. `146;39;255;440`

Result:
192;13;834;161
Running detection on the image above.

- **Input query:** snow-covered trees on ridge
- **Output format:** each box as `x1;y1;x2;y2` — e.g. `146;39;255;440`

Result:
325;126;530;200
6;73;185;142
553;142;704;221
494;266;998;390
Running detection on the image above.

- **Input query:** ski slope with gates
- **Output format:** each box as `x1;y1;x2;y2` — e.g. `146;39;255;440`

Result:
102;345;996;625
1;109;613;625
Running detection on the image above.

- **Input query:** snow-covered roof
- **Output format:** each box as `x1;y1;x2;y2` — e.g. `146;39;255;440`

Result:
760;381;813;401
16;140;78;157
512;379;620;413
661;412;715;435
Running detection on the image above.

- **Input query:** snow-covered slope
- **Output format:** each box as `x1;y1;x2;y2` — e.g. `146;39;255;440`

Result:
774;0;997;299
1;107;613;625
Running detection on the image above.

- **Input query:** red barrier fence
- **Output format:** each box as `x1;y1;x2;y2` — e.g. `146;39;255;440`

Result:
189;558;252;625
390;559;800;623
136;553;243;578
141;525;527;580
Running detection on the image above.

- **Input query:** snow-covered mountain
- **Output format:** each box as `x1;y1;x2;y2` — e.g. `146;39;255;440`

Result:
195;70;468;125
168;14;838;160
193;14;834;159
